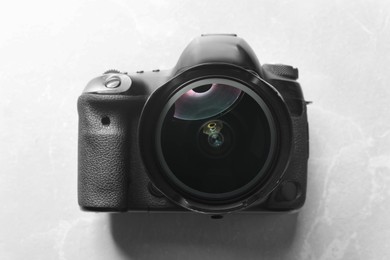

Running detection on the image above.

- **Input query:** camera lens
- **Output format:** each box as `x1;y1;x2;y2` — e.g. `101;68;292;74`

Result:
156;78;276;201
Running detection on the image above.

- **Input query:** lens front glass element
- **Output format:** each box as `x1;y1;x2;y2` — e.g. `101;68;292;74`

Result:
157;78;276;200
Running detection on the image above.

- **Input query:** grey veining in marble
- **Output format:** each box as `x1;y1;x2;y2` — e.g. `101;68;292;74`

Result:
1;0;390;259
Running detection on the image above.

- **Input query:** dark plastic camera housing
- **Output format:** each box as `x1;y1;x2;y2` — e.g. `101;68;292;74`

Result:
77;34;309;215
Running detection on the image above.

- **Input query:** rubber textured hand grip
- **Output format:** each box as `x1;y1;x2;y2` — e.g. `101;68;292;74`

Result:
77;94;142;211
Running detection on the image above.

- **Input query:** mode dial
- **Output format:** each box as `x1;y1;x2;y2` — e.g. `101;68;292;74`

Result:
104;69;121;74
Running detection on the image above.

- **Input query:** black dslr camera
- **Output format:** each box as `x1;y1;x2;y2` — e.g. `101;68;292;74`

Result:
78;34;309;215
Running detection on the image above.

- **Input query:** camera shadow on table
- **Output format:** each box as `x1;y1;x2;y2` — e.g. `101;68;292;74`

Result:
110;211;299;259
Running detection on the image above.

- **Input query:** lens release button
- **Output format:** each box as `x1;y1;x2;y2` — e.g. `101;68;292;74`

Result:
280;181;298;201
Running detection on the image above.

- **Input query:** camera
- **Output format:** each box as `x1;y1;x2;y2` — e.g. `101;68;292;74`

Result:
78;34;309;215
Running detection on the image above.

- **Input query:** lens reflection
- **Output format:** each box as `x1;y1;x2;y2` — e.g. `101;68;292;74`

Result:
174;84;242;120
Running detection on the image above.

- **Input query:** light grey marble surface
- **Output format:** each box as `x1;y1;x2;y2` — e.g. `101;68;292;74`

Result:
1;0;390;259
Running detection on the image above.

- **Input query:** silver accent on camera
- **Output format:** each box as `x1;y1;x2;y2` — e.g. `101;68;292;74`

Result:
83;73;132;94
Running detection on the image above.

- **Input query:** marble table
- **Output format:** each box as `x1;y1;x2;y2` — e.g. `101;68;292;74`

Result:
1;0;389;259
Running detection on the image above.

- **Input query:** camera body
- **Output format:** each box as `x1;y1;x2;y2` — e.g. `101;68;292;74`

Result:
78;34;309;214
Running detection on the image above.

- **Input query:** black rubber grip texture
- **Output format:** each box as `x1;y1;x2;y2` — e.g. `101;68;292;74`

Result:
77;94;144;210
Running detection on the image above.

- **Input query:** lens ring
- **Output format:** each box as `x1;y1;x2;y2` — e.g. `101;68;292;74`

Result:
138;64;294;214
156;78;277;200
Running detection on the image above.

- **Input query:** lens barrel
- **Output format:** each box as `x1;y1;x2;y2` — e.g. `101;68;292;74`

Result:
158;78;276;200
139;64;293;214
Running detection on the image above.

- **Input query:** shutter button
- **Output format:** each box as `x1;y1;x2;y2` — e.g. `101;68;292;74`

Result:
104;75;121;88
